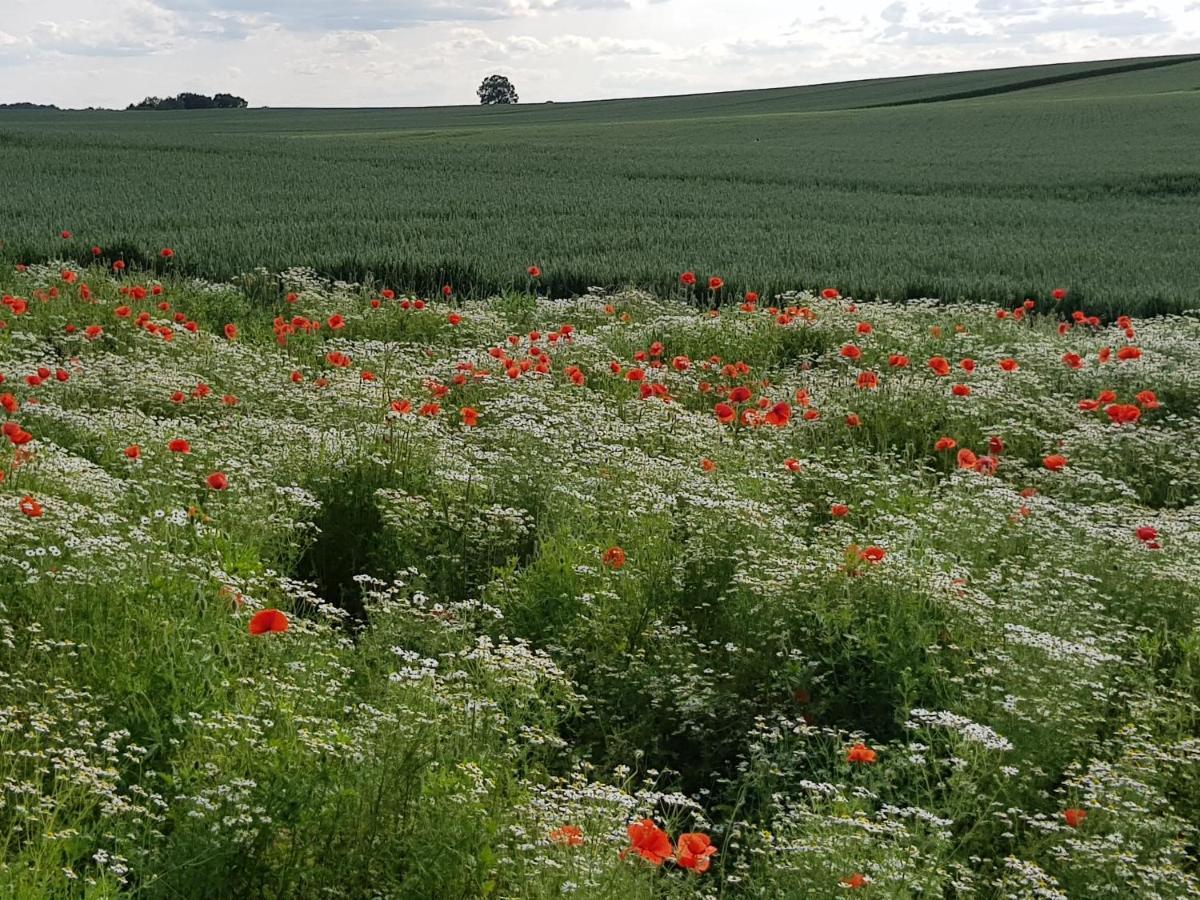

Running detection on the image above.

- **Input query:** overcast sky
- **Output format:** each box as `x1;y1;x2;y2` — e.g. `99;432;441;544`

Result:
2;0;1197;108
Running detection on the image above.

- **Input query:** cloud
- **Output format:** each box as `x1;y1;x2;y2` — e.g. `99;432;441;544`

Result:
1006;9;1174;35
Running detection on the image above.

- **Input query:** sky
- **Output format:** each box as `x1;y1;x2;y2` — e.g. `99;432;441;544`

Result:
1;0;1197;108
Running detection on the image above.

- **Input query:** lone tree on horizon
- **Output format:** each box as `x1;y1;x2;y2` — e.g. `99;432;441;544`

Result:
477;75;518;105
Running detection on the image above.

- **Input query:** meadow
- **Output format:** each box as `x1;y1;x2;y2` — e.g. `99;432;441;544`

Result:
3;54;1200;315
2;252;1199;897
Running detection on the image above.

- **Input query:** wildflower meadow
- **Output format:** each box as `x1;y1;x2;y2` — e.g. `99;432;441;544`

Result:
1;252;1199;898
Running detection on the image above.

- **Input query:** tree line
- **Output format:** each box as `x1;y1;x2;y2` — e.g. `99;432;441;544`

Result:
127;92;248;110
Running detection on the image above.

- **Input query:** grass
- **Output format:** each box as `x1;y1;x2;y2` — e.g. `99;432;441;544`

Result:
2;54;1200;315
1;259;1199;896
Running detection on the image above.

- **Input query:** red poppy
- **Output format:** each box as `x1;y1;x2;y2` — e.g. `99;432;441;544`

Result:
951;383;971;397
170;391;186;404
744;291;758;303
327;314;346;330
831;503;850;518
1063;808;1087;828
1062;352;1084;370
248;608;289;635
60;230;72;239
160;248;174;259
550;825;583;846
957;448;978;469
888;354;909;368
124;444;141;459
999;358;1018;372
844;413;861;428
91;245;101;256
1051;288;1067;300
934;437;957;452
928;356;951;377
1043;454;1067;472
206;472;229;491
391;399;412;414
1135;390;1160;410
625;819;673;866
602;546;626;569
679;272;697;287
988;436;1005;456
821;288;839;299
113;260;126;272
846;742;877;764
1116;346;1141;361
19;495;43;518
840;344;862;361
222;394;238;406
527;265;541;278
765;402;791;426
856;371;878;390
707;276;724;291
1106;403;1140;425
841;873;868;889
859;546;885;563
728;386;752;404
168;439;191;453
84;325;104;340
700;458;716;472
223;323;238;341
784;458;801;472
705;405;734;427
1135;526;1157;543
675;833;717;873
447;313;462;326
460;407;478;427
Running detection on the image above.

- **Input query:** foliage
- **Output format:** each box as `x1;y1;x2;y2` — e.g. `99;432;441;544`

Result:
127;92;248;110
1;258;1198;896
477;74;519;105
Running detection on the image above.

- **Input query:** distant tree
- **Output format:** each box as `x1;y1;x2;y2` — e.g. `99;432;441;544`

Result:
213;93;248;109
127;92;248;111
477;75;518;105
0;102;59;109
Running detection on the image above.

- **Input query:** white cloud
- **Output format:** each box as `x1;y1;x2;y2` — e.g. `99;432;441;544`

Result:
1;0;1196;107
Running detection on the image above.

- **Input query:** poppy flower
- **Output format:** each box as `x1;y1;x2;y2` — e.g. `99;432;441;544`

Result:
447;313;462;326
928;357;951;377
840;344;862;361
700;458;716;472
951;383;971;397
846;742;877;764
988;436;1005;456
675;833;717;873
223;323;238;341
550;825;583;846
327;314;346;330
844;413;861;428
248;608;289;635
705;405;734;427
1116;346;1141;361
19;495;43;518
84;325;104;340
821;288;839;299
956;448;978;469
679;272;697;287
1063;808;1087;828
859;546;885;563
744;291;758;303
159;248;174;259
124;444;141;459
1135;526;1158;544
625;819;673;866
112;260;126;272
460;407;478;427
168;439;191;453
671;355;691;372
765;402;792;426
784;458;801;472
527;265;541;278
1051;288;1067;300
841;873;868;889
831;503;850;518
602;546;626;569
888;354;909;368
728;386;752;404
959;358;976;373
1043;454;1067;472
935;437;957;452
1135;390;1160;410
206;472;229;491
999;358;1018;372
707;276;724;291
60;230;72;239
856;371;878;390
1062;352;1084;370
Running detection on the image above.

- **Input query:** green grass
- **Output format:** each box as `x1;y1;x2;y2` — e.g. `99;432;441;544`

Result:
2;54;1199;317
